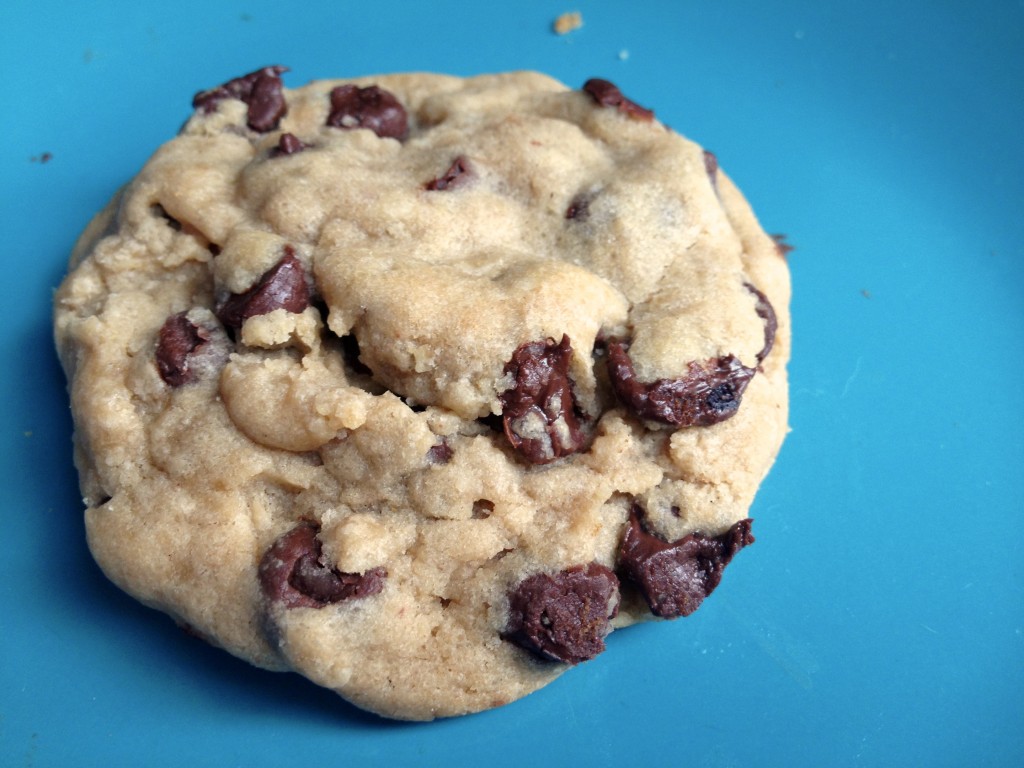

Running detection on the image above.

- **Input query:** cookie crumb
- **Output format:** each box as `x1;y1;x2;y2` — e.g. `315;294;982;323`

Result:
861;289;872;299
553;11;583;35
30;152;53;164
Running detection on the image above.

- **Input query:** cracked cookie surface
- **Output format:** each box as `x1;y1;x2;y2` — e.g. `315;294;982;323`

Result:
54;68;790;720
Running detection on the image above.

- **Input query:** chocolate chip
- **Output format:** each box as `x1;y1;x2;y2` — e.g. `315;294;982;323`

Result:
606;341;755;427
427;440;453;464
744;283;778;365
618;506;753;618
216;246;310;331
271;132;308;157
703;149;719;193
192;65;288;133
155;313;209;387
246;70;289;132
424;155;473;191
770;233;795;259
500;335;586;464
703;149;718;179
258;523;386;609
472;499;494;519
582;78;654;121
503;563;619;664
326;84;408;140
565;193;591;221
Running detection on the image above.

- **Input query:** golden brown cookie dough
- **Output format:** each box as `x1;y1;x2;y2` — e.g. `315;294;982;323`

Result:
54;68;791;720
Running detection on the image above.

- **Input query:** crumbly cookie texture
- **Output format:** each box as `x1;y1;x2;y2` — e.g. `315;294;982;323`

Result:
54;68;791;720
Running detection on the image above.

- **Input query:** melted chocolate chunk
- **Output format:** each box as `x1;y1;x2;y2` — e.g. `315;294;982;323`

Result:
216;247;310;331
582;78;654;121
618;506;754;618
503;563;619;664
744;283;778;365
424;155;473;190
606;341;755;427
156;312;209;387
192;65;288;132
271;132;308;157
258;523;386;609
500;335;586;464
327;84;408;140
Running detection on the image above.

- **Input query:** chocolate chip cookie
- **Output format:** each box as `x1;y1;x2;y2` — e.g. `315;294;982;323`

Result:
54;68;791;720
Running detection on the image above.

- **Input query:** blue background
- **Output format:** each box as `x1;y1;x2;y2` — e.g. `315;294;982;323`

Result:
2;1;1022;766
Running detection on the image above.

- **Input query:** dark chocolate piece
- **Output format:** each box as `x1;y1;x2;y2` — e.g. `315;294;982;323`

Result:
618;506;753;618
326;84;408;140
427;440;454;464
271;132;309;157
606;341;755;427
155;312;210;387
582;78;654;121
500;335;586;464
744;283;778;365
503;563;619;664
424;155;473;191
472;499;494;519
770;233;795;259
703;149;719;192
216;246;310;331
192;65;288;133
258;523;386;609
703;149;718;178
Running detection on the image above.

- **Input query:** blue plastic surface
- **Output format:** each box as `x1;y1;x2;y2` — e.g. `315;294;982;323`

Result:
3;1;1022;766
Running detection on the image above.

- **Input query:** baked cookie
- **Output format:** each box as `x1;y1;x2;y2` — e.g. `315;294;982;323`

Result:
54;68;791;720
